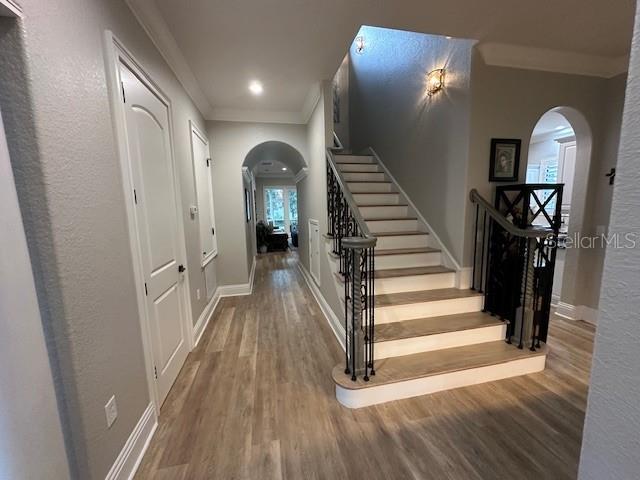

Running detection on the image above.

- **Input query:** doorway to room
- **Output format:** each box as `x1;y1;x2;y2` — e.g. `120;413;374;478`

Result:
525;107;591;307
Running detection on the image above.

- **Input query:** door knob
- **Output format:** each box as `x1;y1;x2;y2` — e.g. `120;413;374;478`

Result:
178;264;186;273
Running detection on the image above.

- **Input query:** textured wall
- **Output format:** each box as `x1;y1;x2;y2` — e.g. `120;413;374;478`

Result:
206;121;307;286
349;26;475;265
579;1;640;476
0;0;211;477
0;105;70;479
297;83;344;320
467;55;626;310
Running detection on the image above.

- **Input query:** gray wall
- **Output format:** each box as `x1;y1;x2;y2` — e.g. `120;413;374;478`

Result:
297;83;344;321
466;55;626;310
255;176;296;222
0;106;70;479
579;0;640;476
206;121;307;285
349;26;475;265
0;0;214;477
332;54;350;149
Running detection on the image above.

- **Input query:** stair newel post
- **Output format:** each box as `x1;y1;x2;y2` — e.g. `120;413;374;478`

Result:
343;236;377;382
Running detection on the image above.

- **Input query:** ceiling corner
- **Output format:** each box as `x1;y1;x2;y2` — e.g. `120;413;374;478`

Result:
124;0;214;118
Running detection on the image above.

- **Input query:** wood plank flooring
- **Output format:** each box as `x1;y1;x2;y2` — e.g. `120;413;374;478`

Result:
135;252;595;480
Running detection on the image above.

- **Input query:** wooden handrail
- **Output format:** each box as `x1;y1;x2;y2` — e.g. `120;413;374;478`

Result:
326;148;377;244
469;189;553;239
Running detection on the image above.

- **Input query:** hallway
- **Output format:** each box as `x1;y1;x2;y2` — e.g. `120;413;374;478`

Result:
134;252;594;479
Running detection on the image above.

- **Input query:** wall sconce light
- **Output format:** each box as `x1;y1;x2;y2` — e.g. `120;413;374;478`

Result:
355;36;365;54
426;68;445;96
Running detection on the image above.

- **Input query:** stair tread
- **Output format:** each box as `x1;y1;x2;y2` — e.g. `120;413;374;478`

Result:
376;288;482;307
376;247;440;256
375;265;453;279
374;231;429;237
332;341;547;389
365;217;418;221
375;311;504;342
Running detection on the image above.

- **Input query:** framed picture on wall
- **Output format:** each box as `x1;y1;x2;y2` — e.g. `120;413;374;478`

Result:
489;138;521;182
245;188;251;222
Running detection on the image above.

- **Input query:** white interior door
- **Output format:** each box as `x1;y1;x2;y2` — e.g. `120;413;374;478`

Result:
191;123;218;266
559;141;577;208
120;62;189;406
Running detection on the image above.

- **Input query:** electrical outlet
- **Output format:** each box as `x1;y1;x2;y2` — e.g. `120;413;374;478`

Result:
196;288;201;300
105;395;118;428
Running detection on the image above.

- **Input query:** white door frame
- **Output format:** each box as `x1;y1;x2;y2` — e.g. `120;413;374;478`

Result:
103;31;195;414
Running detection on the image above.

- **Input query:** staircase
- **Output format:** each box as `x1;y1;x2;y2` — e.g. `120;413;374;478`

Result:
325;150;549;409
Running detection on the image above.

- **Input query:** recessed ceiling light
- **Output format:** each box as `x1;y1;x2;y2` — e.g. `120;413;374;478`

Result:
282;167;287;171
249;80;263;95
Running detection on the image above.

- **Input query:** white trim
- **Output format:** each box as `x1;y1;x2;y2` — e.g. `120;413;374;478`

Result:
368;147;462;272
123;0;213;118
478;42;629;79
297;261;345;351
193;288;222;347
0;0;22;17
554;302;599;325
294;167;309;183
103;31;195;412
209;108;304;125
190;120;219;266
105;403;157;480
217;255;256;296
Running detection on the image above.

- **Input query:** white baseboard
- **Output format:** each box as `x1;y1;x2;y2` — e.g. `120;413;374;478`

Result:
297;261;346;351
105;403;157;480
217;255;256;297
555;302;599;325
456;267;473;289
193;289;222;347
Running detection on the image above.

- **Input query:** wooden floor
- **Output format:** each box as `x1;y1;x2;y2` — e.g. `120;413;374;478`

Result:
135;252;595;480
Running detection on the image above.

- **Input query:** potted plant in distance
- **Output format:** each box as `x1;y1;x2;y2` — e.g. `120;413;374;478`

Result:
256;220;273;254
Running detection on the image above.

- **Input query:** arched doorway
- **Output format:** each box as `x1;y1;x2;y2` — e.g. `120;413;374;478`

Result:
526;107;593;306
242;141;306;254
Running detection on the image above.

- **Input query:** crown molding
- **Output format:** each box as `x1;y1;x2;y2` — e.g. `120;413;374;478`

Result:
0;0;22;17
209;107;304;125
124;0;213;118
478;42;629;79
294;167;309;183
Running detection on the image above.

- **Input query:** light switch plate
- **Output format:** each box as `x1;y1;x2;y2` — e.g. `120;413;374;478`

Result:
105;395;118;428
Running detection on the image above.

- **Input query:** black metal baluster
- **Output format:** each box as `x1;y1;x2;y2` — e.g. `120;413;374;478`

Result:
370;247;375;375
484;217;495;315
518;238;531;349
479;210;487;295
530;238;543;351
350;248;357;381
472;204;479;290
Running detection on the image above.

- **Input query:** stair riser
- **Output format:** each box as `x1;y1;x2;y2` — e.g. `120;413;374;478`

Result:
335;155;375;164
375;295;484;324
376;234;430;250
375;324;507;360
335;355;546;408
376;252;442;269
360;206;409;219
354;193;401;205
337;164;380;173
342;172;386;182
367;219;418;233
376;272;455;294
348;182;393;193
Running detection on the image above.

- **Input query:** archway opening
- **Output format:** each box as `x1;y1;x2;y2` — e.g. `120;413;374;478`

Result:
242;141;306;254
526;107;593;307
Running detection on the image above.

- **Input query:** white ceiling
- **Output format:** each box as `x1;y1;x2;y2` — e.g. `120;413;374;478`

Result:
136;0;635;122
532;112;573;139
